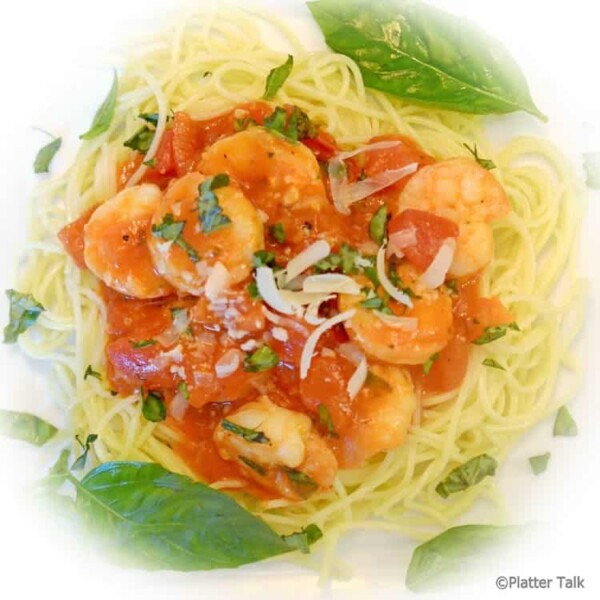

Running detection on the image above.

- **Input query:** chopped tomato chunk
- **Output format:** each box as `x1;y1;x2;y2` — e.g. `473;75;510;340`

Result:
57;205;98;269
389;209;459;271
302;129;338;161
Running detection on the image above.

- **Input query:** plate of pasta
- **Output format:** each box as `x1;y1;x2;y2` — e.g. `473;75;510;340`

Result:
1;0;598;597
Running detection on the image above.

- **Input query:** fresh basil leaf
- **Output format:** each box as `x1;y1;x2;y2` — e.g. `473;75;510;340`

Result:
529;452;550;475
464;143;496;170
472;322;518;345
423;352;440;375
406;525;517;591
73;461;296;569
124;126;154;154
318;404;338;438
482;358;505;371
583;152;600;190
247;281;262;300
142;391;166;423
34;137;62;174
264;106;317;142
198;176;232;233
269;223;286;244
84;365;102;380
0;409;58;446
130;339;156;349
308;0;546;120
282;524;323;554
360;292;391;313
221;419;270;444
361;255;380;287
553;406;578;437
369;205;388;245
80;70;119;140
252;250;277;269
239;455;267;476
152;214;200;263
243;345;280;372
71;434;98;471
263;55;294;100
3;289;45;343
284;468;318;491
436;454;498;498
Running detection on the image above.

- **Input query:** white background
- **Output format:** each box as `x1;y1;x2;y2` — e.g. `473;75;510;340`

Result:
0;1;599;598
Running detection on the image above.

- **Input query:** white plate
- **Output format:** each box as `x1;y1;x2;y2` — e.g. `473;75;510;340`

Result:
0;1;599;598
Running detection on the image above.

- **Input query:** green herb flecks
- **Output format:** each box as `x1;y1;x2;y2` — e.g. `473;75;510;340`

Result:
282;524;323;554
124;127;155;154
369;205;389;245
482;358;505;370
284;468;318;492
436;454;498;498
130;339;157;349
239;455;267;476
142;391;167;423
473;322;519;345
151;213;200;263
243;345;280;372
553;406;578;437
71;434;98;471
3;289;45;343
318;404;338;438
84;365;102;380
197;175;232;233
263;106;317;143
423;352;440;375
252;250;277;269
263;55;294;100
529;452;551;475
269;223;286;244
0;410;58;446
222;419;270;444
80;70;119;140
247;281;261;300
34;136;62;174
463;143;496;170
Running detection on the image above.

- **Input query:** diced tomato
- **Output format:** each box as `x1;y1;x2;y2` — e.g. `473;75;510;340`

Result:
302;129;338;161
389;209;459;271
57;205;98;269
153;128;176;175
172;112;202;176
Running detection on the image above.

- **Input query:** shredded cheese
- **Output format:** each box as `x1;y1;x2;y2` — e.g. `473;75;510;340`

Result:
347;357;368;399
283;240;330;284
302;273;362;295
419;238;456;289
376;245;413;307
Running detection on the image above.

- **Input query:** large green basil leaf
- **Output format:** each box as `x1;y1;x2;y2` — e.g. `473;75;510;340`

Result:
308;0;546;120
75;462;301;570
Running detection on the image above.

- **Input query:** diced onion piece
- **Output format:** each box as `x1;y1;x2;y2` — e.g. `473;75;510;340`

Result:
205;262;231;301
256;267;295;315
419;238;456;289
337;342;364;365
170;390;189;421
300;310;355;380
347;357;368;400
376;246;413;308
283;240;331;284
374;312;418;330
302;273;362;295
215;349;242;379
262;306;309;336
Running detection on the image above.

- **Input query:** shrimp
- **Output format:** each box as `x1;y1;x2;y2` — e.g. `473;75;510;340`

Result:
214;396;337;499
83;184;173;299
341;364;417;467
147;173;264;296
395;158;510;277
339;264;453;365
199;127;329;217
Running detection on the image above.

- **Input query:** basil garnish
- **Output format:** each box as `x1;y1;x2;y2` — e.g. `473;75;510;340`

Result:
553;406;578;437
252;250;277;269
263;106;317;142
463;143;496;170
80;70;119;140
436;454;498;498
529;452;550;475
318;404;337;438
3;289;45;343
482;358;505;370
423;352;440;375
472;322;519;345
269;223;286;244
198;175;232;233
284;468;318;491
282;524;323;554
222;419;270;444
84;365;102;380
243;345;280;372
130;339;156;349
124;126;155;154
34;136;62;174
369;205;389;245
263;55;294;100
142;391;167;423
0;409;58;446
151;213;200;263
71;433;98;471
239;455;267;476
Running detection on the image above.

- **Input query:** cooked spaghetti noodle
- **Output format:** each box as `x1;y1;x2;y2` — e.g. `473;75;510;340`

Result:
14;6;585;573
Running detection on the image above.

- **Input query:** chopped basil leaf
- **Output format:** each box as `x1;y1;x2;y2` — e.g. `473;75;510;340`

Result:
446;279;458;294
360;292;391;314
143;158;156;168
3;289;45;344
553;406;578;437
34;137;62;174
80;70;119;140
314;253;341;273
269;223;286;244
84;365;102;380
239;455;266;476
369;205;389;245
423;352;440;375
583;152;600;190
361;255;380;287
252;250;277;269
142;390;167;422
222;419;270;444
130;339;156;349
263;54;294;100
177;381;189;400
71;433;98;471
151;213;200;263
284;468;318;490
482;358;505;370
0;409;58;446
318;404;338;438
138;112;170;127
339;244;359;274
436;454;498;498
463;143;496;170
281;524;323;554
197;175;232;233
243;345;280;372
529;452;550;475
365;370;393;392
247;281;261;300
263;106;317;143
234;117;256;132
124;126;154;154
472;322;518;345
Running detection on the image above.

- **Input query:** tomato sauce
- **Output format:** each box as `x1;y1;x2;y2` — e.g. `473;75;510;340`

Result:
61;102;513;497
